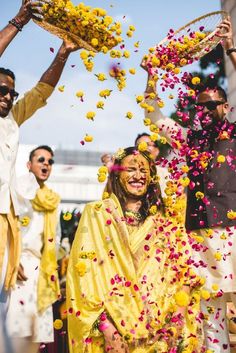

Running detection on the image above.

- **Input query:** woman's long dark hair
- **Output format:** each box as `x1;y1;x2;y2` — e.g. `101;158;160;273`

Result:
107;146;165;221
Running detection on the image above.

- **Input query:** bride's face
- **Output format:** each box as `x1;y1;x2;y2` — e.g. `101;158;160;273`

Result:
119;154;151;198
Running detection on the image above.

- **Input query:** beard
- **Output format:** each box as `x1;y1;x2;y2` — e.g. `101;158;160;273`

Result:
199;113;214;129
0;107;11;118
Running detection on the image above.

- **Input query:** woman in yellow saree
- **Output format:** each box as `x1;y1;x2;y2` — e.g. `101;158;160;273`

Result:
67;147;202;353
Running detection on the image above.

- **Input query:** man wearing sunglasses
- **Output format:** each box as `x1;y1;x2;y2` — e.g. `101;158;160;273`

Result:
142;18;236;353
0;4;81;336
6;145;61;353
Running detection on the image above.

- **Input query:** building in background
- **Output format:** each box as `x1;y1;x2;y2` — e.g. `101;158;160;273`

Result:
16;144;109;212
221;0;236;110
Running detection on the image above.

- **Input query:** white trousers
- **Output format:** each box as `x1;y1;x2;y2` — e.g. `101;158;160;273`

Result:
0;229;13;353
202;293;236;352
6;253;53;343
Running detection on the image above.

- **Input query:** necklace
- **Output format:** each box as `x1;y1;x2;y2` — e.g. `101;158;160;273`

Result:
124;210;142;226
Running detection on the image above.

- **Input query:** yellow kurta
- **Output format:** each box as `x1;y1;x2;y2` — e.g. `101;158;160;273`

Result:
67;194;202;353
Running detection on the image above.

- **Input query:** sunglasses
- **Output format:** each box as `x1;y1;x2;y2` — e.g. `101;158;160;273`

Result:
37;156;54;165
196;100;225;111
0;85;19;100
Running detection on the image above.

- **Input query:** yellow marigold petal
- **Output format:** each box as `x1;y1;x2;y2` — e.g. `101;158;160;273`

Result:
76;91;84;98
58;85;65;92
98;173;107;182
84;134;93;142
137;141;148;152
191;76;201;85
126;112;133;119
200;289;210;300
54;319;63;330
174;290;190;307
212;284;219;291
129;68;136;75
214;252;222;261
217;154;225;163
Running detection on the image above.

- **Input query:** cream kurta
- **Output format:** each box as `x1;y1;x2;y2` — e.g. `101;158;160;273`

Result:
0;82;54;216
193;227;236;293
0;82;54;292
6;198;61;342
67;194;202;353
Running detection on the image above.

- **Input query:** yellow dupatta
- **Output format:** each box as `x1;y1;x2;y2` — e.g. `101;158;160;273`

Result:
67;194;151;353
67;194;202;353
31;184;61;313
0;203;21;291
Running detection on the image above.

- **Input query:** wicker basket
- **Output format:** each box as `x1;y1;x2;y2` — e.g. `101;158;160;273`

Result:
157;11;228;64
33;19;98;52
33;0;119;53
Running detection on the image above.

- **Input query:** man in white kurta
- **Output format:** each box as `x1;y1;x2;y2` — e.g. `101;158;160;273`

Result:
6;145;61;353
0;39;81;304
141;20;236;350
0;14;81;351
0;3;45;352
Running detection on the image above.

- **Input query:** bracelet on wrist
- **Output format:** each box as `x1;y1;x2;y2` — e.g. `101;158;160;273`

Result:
9;18;23;32
93;312;111;332
226;47;236;56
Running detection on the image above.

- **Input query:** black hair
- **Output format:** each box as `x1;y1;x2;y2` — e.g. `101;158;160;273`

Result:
198;85;227;102
134;132;151;146
108;146;165;221
0;67;15;81
135;132;171;159
29;145;54;161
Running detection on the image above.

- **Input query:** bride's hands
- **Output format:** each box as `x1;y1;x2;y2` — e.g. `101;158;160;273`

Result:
102;321;129;353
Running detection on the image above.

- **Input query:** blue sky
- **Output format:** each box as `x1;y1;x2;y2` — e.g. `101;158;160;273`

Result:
1;0;221;152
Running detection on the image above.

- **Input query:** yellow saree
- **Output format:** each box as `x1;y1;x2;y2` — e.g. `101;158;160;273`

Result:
67;194;202;353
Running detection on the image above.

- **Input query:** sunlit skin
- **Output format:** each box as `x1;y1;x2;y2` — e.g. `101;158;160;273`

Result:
119;154;151;198
197;89;229;129
27;149;53;187
0;73;15;118
136;135;160;160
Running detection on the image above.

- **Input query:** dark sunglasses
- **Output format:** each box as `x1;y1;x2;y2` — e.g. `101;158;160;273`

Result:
196;100;225;111
0;85;19;100
37;156;54;165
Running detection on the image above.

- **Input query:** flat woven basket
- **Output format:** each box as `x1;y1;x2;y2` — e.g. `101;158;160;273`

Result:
33;19;98;52
157;11;228;62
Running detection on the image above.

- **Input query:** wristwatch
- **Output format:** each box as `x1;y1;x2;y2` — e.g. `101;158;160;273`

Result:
226;47;236;56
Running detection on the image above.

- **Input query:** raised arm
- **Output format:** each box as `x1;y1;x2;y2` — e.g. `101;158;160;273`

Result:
218;17;236;70
0;1;33;57
12;40;81;126
141;59;187;144
39;40;81;87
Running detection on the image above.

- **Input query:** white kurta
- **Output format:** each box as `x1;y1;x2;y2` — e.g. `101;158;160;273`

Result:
0;82;54;295
193;226;236;293
0;82;54;216
0;112;20;215
0;117;37;300
6;200;57;343
156;165;170;197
